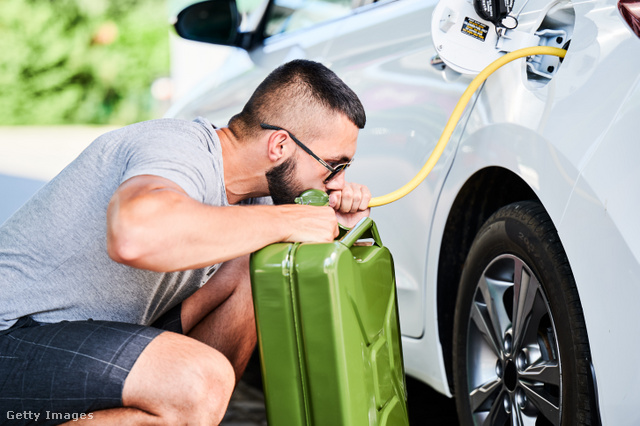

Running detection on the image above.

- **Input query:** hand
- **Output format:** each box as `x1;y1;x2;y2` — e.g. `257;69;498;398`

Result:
328;182;371;228
279;205;339;242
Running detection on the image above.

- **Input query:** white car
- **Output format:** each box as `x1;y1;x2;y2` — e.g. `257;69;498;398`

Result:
167;0;640;423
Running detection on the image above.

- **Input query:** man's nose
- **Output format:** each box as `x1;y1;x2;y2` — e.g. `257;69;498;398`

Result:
324;171;346;191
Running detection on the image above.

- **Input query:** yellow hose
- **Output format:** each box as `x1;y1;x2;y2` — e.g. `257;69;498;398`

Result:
368;46;567;207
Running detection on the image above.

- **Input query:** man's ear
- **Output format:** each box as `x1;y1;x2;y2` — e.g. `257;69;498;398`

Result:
266;130;290;162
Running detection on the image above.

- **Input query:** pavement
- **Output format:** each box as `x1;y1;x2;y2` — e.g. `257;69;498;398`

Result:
0;125;118;224
0;126;460;425
224;367;461;425
222;381;268;425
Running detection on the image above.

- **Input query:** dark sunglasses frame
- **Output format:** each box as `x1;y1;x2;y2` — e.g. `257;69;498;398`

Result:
260;123;353;183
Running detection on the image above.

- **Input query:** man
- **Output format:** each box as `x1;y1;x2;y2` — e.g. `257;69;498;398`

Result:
0;60;370;424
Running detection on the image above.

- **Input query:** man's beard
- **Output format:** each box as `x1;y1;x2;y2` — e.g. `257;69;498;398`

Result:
266;157;304;205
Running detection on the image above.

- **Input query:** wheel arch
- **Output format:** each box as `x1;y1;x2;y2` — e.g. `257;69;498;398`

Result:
436;166;538;392
434;166;602;424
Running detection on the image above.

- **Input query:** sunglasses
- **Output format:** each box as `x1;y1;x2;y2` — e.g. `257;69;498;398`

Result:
261;123;353;184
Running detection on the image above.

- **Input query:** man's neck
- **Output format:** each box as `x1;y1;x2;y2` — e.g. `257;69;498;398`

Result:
216;128;270;205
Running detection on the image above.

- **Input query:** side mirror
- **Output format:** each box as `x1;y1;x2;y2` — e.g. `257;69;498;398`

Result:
174;0;241;46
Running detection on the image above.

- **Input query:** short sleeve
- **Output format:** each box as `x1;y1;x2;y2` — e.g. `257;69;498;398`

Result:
119;120;220;204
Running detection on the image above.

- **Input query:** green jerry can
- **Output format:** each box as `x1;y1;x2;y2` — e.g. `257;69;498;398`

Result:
250;216;410;426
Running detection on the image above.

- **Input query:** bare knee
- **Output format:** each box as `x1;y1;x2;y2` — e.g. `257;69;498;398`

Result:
123;332;235;425
182;349;236;424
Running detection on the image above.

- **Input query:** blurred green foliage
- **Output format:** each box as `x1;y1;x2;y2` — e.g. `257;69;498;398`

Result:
0;0;170;125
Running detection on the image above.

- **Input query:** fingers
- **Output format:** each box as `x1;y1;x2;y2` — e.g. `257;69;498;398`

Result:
280;205;339;243
329;183;372;213
277;182;372;244
336;208;371;229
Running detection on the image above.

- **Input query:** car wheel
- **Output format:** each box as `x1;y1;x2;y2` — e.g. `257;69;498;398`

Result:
453;201;593;425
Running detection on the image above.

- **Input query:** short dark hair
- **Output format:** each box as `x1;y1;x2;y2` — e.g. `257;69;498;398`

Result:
229;60;366;140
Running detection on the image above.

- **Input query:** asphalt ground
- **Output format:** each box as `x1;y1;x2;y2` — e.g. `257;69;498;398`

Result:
224;350;460;425
2;126;460;425
222;380;268;426
224;375;459;425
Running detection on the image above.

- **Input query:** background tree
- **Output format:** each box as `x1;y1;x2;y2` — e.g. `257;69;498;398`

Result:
0;0;170;125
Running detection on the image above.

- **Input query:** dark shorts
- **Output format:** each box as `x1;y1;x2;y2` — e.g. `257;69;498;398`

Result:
0;305;182;425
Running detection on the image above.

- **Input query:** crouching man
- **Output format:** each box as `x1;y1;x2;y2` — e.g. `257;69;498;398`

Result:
0;59;370;425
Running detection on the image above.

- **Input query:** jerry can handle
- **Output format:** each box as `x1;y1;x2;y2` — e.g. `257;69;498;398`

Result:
339;217;383;248
293;190;382;247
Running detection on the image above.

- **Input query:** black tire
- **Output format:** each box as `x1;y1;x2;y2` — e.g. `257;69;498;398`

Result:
453;201;594;425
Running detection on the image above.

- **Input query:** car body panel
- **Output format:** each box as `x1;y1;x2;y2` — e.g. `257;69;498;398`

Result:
322;0;471;339
421;0;640;417
561;73;640;425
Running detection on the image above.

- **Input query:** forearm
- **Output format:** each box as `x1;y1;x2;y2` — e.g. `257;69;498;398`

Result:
107;184;340;272
108;192;291;272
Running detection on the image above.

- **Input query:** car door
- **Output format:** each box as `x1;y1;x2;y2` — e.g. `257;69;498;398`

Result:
322;0;470;338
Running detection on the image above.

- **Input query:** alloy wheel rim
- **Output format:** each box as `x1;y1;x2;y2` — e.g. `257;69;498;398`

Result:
465;254;562;425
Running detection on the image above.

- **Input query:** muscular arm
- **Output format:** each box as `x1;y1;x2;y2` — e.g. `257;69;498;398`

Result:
106;175;339;272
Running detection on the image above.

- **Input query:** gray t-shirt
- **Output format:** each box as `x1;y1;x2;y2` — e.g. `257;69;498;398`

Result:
0;117;252;331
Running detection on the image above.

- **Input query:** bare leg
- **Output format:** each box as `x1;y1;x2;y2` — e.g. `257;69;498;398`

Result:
63;255;256;425
63;332;235;425
181;254;257;381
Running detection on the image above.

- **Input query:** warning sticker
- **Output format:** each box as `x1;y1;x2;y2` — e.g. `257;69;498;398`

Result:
461;17;489;42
